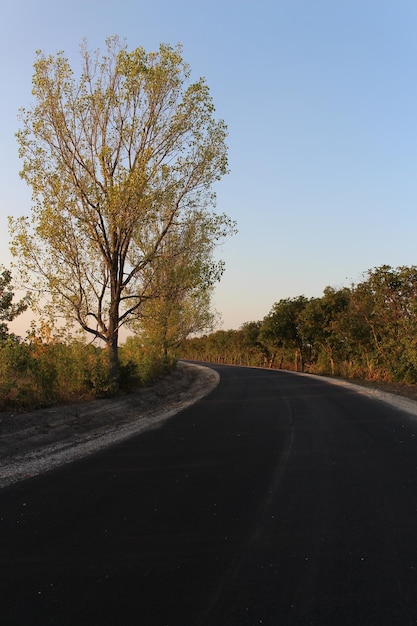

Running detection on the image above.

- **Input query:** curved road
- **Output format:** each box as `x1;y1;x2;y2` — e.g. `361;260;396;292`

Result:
2;364;417;625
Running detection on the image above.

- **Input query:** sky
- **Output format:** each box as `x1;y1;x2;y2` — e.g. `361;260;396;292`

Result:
2;0;417;335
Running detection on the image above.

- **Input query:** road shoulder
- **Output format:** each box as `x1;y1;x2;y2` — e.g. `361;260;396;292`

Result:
0;362;219;488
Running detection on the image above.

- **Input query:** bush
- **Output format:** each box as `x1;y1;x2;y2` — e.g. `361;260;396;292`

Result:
0;337;113;410
119;337;176;387
0;329;179;410
0;332;177;411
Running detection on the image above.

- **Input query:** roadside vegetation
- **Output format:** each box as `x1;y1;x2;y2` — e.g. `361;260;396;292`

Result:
0;317;177;411
4;265;417;410
1;37;234;410
180;265;417;388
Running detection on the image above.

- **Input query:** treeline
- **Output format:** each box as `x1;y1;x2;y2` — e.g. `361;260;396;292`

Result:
179;265;417;384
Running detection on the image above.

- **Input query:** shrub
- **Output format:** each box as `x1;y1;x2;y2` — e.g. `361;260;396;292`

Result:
0;331;178;411
119;337;176;388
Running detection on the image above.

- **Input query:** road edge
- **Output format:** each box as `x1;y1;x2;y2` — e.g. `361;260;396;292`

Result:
0;362;220;489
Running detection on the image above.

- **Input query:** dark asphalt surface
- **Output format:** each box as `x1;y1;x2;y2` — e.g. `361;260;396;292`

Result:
2;364;417;625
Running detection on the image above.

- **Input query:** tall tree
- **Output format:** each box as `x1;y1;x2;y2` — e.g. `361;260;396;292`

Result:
11;37;232;382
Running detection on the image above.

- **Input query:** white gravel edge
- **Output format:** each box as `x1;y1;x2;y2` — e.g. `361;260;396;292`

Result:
0;364;220;489
297;371;417;418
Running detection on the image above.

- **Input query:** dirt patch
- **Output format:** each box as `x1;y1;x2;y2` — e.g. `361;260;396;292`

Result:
0;362;219;488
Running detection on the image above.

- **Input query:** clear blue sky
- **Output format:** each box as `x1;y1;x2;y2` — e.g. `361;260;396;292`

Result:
2;0;417;334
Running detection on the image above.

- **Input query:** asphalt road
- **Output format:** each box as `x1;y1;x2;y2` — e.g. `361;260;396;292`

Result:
2;364;417;625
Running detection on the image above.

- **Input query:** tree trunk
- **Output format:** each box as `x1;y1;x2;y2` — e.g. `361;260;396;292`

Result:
106;330;119;388
295;348;305;373
106;271;121;388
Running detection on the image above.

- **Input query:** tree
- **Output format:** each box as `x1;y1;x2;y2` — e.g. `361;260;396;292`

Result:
260;296;309;370
301;287;351;375
11;37;233;383
0;268;29;340
130;212;225;361
239;321;266;366
349;265;417;381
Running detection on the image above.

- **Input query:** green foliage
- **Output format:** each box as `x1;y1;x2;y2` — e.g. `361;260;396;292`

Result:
0;337;29;403
301;287;351;375
0;335;114;410
0;267;29;340
0;327;180;411
260;296;309;371
119;336;176;387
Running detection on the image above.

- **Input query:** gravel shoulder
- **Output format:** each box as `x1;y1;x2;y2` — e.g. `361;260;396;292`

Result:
306;372;417;418
0;362;219;489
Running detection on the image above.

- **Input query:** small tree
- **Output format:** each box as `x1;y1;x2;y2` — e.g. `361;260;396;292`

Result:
130;211;227;361
349;265;417;381
239;321;265;366
260;296;309;371
301;287;351;375
11;37;232;384
0;267;29;340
